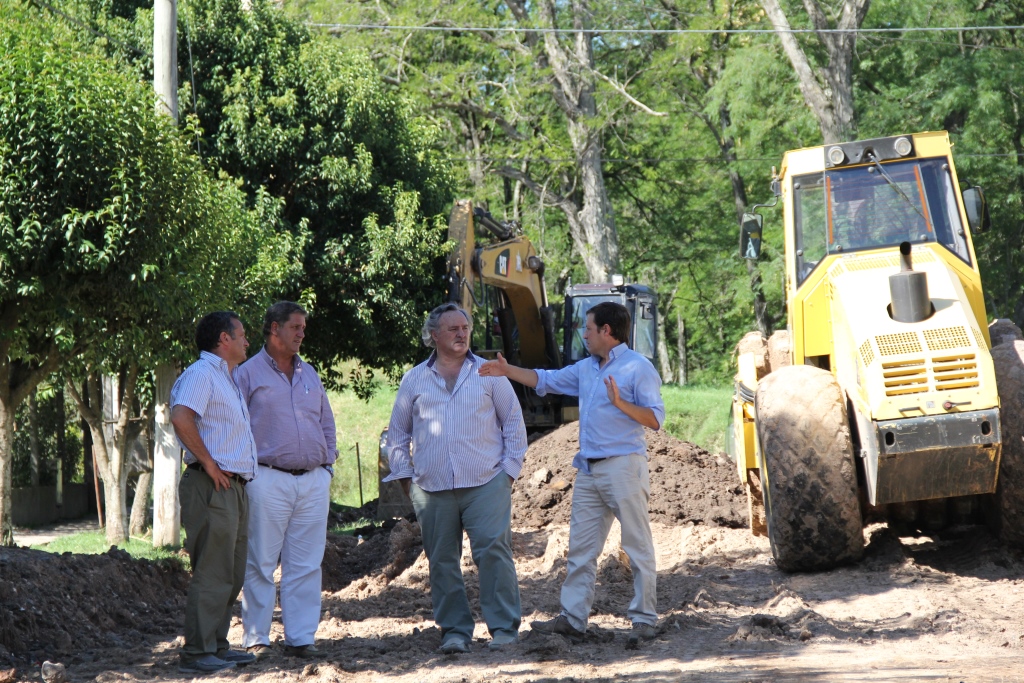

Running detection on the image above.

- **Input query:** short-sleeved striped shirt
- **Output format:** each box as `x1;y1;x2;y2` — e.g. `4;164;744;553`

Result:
383;350;527;492
171;351;259;480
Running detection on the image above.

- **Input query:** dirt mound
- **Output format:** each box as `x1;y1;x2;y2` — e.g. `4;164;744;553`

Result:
322;518;424;592
0;546;188;667
512;422;746;528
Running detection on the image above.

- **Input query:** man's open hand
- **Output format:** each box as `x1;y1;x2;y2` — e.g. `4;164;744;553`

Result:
478;352;510;377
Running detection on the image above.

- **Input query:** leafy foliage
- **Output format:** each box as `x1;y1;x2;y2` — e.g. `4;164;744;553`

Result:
169;0;456;383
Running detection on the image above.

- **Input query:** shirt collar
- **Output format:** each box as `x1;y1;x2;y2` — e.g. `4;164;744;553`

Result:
258;345;302;373
588;342;627;368
425;349;479;369
199;350;229;370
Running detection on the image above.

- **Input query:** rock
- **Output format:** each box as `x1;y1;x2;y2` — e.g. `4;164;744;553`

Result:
531;468;552;485
0;668;16;683
41;661;67;683
548;478;571;492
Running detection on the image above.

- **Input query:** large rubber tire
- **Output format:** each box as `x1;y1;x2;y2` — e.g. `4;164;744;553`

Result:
989;341;1024;545
755;365;864;572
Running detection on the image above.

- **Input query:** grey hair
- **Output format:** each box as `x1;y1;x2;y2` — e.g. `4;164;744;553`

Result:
263;301;308;338
421;303;472;348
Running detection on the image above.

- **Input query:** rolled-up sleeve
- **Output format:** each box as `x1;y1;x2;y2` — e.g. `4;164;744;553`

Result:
491;377;527;480
535;363;582;398
383;374;415;482
634;364;666;430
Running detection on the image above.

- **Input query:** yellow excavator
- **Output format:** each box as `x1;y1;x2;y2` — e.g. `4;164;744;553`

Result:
377;199;659;518
444;199;658;427
728;131;1024;571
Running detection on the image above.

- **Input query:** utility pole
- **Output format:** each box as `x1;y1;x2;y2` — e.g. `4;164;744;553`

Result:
151;0;180;548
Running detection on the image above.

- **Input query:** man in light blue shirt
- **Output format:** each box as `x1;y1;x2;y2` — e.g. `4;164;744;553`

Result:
480;301;664;648
386;303;528;654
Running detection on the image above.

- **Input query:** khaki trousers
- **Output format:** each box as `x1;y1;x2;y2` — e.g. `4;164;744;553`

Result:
179;467;249;660
559;454;657;631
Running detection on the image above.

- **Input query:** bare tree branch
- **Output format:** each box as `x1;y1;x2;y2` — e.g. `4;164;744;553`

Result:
590;68;667;116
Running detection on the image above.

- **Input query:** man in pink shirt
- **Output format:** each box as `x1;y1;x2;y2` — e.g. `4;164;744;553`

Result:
235;301;337;660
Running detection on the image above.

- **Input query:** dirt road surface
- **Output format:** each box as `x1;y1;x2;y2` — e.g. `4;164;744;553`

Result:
3;424;1023;682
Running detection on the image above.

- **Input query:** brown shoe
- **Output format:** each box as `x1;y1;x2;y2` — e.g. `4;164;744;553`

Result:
284;644;325;658
531;615;584;642
626;622;657;648
246;644;273;662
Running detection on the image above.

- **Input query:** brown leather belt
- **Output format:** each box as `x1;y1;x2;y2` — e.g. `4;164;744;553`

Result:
186;461;249;486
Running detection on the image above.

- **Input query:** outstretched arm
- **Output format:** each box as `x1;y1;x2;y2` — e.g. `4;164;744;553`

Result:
604;376;660;429
478;352;540;388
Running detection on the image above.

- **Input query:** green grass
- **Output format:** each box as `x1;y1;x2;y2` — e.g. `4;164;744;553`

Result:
328;382;398;508
34;531;188;567
661;384;733;454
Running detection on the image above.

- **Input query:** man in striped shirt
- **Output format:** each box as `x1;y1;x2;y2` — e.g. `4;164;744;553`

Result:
480;301;665;649
385;303;528;654
171;311;260;675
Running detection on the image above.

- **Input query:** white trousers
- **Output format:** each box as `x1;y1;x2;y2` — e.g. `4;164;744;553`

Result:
241;465;331;648
560;454;657;631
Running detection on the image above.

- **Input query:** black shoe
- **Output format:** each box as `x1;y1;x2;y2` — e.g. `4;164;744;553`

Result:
438;637;471;654
531;615;584;642
217;649;256;666
178;655;236;674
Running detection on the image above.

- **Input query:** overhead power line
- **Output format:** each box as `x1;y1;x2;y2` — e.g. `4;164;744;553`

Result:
443;153;1022;164
307;22;1024;36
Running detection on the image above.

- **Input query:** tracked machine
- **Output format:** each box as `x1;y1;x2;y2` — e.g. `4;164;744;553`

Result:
728;131;1024;571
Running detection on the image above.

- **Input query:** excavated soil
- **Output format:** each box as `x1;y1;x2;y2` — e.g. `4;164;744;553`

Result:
4;424;1024;682
512;423;746;528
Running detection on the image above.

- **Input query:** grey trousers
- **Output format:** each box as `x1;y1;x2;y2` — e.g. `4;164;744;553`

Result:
179;468;249;660
559;454;657;631
410;473;521;643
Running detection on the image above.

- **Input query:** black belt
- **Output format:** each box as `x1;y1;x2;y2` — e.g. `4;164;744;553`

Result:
260;463;312;476
588;457;610;463
186;461;249;486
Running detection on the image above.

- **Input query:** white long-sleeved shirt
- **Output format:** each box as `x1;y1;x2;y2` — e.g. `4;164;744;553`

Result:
384;351;527;492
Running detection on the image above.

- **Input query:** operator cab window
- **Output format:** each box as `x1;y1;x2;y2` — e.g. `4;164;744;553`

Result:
566;295;619;362
632;299;657;363
794;157;972;286
793;173;828;284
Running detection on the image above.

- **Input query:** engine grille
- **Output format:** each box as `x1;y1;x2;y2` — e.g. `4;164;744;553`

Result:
869;326;981;396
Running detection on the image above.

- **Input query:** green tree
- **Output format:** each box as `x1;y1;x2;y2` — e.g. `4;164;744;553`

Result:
172;0;455;384
0;4;297;544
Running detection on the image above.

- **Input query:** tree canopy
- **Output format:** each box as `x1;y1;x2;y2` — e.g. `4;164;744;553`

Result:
0;2;296;542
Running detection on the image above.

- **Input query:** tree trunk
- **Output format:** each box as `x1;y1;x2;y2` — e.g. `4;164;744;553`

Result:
502;0;621;283
28;393;41;487
676;311;687;386
0;322;60;545
759;0;870;144
656;305;673;383
129;471;152;537
67;362;143;546
0;394;15;546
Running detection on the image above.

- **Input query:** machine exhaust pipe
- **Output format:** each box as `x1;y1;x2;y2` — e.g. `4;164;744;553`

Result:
889;242;931;323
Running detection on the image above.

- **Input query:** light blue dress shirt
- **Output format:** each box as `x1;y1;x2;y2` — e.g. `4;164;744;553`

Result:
536;343;665;474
